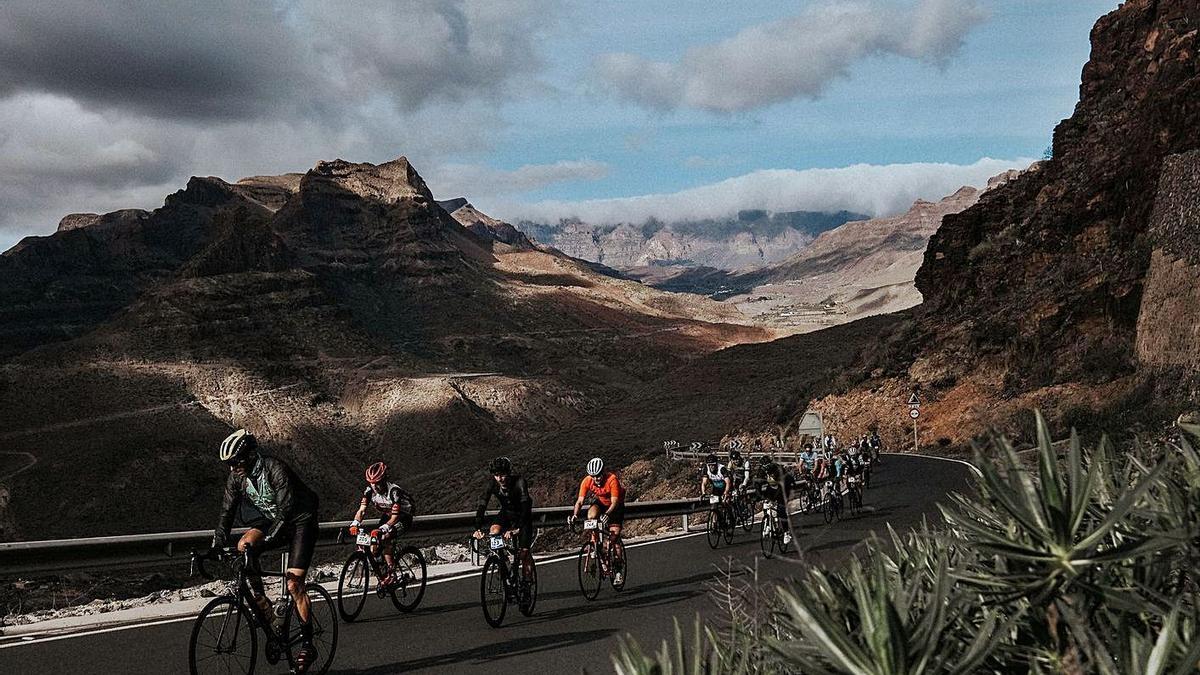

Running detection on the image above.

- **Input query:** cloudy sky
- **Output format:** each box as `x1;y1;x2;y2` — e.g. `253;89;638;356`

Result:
0;0;1117;250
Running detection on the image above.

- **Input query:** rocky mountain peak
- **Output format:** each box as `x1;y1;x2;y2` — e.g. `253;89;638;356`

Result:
300;157;434;206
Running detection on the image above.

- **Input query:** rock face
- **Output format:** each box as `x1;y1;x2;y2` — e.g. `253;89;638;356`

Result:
720;184;986;331
916;0;1200;390
519;210;867;271
439;198;536;250
1135;150;1200;369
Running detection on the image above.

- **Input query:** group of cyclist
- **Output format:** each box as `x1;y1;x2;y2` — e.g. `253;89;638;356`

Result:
209;428;629;672
698;430;883;548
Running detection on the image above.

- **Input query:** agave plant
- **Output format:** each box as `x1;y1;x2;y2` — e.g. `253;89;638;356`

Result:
940;413;1185;607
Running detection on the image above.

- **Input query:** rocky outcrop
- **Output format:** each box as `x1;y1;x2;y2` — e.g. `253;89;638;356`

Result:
57;209;150;233
440;198;536;250
1136;150;1200;369
915;0;1200;388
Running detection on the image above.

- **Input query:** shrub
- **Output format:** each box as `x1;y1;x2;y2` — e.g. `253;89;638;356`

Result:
615;413;1200;673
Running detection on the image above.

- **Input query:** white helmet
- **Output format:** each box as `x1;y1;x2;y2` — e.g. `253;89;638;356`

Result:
219;429;257;463
586;457;604;477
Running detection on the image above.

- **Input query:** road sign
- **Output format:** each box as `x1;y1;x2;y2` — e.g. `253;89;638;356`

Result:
907;392;920;406
689;442;703;451
909;408;920;419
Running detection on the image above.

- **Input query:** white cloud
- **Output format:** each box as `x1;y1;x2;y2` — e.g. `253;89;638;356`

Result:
595;0;988;112
426;159;610;200
496;157;1032;225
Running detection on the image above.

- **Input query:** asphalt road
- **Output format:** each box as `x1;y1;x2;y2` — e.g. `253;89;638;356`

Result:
0;454;973;674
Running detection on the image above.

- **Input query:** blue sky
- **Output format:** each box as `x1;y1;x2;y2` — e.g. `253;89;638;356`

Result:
0;0;1119;249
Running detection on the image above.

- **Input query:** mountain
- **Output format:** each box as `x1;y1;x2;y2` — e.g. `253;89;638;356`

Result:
721;178;1011;331
517;210;867;272
515;0;1200;473
0;156;769;540
438;198;537;251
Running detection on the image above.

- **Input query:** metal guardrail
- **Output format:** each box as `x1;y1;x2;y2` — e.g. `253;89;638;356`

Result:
0;499;711;577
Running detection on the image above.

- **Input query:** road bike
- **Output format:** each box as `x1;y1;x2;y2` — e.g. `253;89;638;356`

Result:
822;479;844;523
335;526;427;621
472;531;538;627
572;518;627;600
730;487;755;533
846;473;864;516
188;545;337;675
759;500;792;558
705;495;735;548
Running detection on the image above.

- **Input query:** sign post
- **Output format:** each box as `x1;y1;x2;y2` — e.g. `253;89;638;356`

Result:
907;393;920;452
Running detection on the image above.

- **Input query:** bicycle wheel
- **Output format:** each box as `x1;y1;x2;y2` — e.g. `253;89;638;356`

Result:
740;501;753;533
833;493;844;522
189;596;257;675
706;509;722;549
759;516;775;558
722;507;734;545
610;540;627;592
336;552;370;622
480;555;508;627
282;583;338;675
577;540;602;600
518;556;538;616
778;525;792;555
390;546;427;613
823;492;835;524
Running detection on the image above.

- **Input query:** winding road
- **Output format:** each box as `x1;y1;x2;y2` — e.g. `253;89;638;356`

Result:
0;454;973;674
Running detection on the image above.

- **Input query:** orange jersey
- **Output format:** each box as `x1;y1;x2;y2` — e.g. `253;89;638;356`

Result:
578;472;625;507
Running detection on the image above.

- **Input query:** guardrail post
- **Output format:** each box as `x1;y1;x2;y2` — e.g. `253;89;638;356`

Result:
682;513;689;532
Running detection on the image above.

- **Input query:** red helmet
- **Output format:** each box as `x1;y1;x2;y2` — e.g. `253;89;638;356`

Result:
365;461;388;485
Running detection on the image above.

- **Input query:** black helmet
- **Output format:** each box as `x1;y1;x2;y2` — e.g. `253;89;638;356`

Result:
730;450;742;461
705;453;718;465
488;456;512;475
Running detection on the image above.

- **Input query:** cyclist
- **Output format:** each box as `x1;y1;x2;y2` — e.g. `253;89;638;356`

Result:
758;460;794;546
798;443;817;475
727;449;752;502
844;448;864;494
473;456;535;579
348;461;415;586
700;453;731;502
568;457;626;586
869;430;883;464
212;429;320;671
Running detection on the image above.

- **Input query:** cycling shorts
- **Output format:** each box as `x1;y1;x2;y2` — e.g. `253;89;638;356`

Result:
240;501;319;570
492;509;534;549
586;499;625;525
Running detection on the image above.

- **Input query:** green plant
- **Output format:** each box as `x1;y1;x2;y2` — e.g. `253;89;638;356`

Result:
616;412;1200;673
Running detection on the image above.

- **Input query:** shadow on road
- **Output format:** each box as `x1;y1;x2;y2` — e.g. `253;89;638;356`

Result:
329;629;618;674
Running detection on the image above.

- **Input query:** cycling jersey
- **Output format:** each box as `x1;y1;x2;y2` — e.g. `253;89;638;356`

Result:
726;461;751;488
476;474;534;548
579;472;625;508
704;465;728;494
216;455;319;568
361;482;415;517
798;451;816;472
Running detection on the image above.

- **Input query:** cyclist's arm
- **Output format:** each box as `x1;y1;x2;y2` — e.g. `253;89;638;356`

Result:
382;487;403;528
605;475;624;515
352;491;369;523
215;473;241;542
700;476;709;494
573;479;589;517
474;481;495;531
263;460;295;541
513;477;533;514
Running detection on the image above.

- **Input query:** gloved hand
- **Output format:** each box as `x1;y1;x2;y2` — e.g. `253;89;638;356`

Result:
598;513;610;528
567;514;577;528
349;525;359;536
379;523;392;535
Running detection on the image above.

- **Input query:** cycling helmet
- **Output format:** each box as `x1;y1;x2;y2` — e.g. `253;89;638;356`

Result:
730;450;743;462
705;453;719;465
219;429;256;464
365;461;388;484
488;456;512;475
586;457;604;477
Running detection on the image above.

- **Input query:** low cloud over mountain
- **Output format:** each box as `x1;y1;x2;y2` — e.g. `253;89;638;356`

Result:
498;157;1030;226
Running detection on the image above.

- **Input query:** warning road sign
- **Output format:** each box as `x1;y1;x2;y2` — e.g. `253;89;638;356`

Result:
907;392;920;406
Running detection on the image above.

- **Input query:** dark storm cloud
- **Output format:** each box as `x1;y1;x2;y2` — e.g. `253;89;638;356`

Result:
0;1;306;120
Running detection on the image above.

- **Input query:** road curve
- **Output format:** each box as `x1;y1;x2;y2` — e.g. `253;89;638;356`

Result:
0;454;973;674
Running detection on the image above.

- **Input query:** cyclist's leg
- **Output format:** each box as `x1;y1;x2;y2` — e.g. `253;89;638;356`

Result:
585;502;603;553
516;516;534;577
286;517;318;643
608;503;625;568
237;527;268;597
